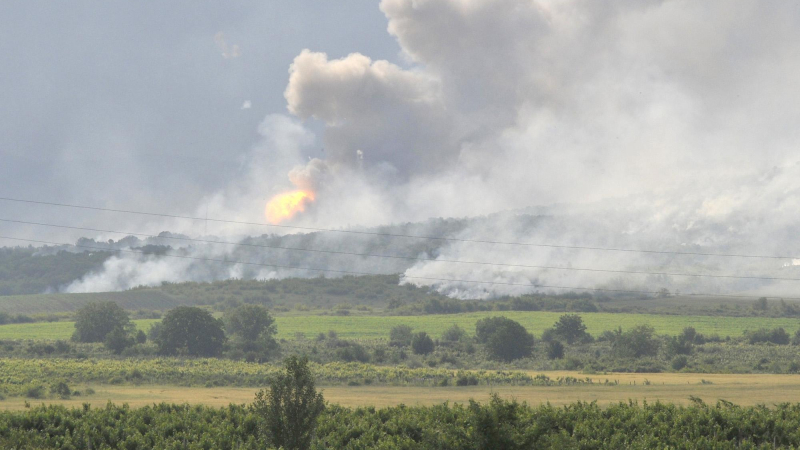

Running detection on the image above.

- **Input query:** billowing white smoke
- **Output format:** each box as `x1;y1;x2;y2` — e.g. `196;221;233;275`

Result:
66;0;800;297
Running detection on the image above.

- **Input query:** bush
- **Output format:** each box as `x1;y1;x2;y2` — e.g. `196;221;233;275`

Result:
336;344;370;363
611;325;660;358
389;325;413;346
671;355;689;370
547;341;565;360
25;385;45;399
411;332;435;355
456;372;479;386
441;324;467;342
50;381;71;399
746;328;790;345
104;327;134;355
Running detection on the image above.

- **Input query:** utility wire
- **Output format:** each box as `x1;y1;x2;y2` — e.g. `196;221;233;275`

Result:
2;217;800;283
1;196;797;260
1;234;798;301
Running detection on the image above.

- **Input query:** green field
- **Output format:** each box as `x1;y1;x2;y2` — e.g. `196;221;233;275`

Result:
0;319;159;340
273;311;800;340
0;311;797;341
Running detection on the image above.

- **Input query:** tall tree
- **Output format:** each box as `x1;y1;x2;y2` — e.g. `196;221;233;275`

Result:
73;301;132;343
552;314;589;344
253;356;325;450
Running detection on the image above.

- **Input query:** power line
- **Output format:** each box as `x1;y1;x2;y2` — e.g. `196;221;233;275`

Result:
3;217;800;283
0;196;796;260
1;234;797;301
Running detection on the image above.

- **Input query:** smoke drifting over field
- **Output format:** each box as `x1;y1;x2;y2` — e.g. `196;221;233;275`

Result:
55;0;800;297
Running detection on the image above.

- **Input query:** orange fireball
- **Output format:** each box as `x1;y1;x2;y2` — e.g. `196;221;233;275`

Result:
265;190;315;224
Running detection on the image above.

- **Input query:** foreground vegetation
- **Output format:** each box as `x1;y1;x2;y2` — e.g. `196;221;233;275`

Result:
3;397;800;449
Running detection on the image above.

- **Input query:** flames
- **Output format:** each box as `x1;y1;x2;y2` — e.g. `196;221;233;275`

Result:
265;190;315;224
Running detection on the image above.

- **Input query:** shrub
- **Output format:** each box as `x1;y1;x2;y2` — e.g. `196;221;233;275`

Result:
25;385;45;399
336;344;370;363
611;325;660;358
389;325;413;346
746;327;790;345
547;341;565;360
671;355;689;370
441;324;467;342
50;381;71;399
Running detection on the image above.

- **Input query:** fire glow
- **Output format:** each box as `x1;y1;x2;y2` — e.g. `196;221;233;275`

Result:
265;190;315;224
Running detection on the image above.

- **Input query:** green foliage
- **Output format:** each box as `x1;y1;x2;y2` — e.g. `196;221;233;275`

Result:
224;304;276;342
746;327;790;345
7;399;800;448
551;314;590;344
157;306;225;357
610;325;660;358
103;326;134;355
72;301;132;343
389;324;413;346
671;355;688;370
475;317;534;362
0;248;112;296
441;324;466;342
49;381;71;399
253;356;325;450
546;340;565;360
411;331;435;355
135;329;147;344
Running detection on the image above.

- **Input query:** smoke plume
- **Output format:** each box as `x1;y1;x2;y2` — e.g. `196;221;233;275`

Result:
65;0;800;298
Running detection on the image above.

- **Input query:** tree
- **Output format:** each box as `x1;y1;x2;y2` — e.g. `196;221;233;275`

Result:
224;304;276;343
104;326;134;355
611;325;660;358
253;356;325;450
389;324;413;346
411;331;434;355
475;317;534;362
157;306;226;357
551;314;590;344
73;301;132;343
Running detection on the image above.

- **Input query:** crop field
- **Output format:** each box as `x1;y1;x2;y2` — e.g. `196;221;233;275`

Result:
0;311;797;341
2;371;800;411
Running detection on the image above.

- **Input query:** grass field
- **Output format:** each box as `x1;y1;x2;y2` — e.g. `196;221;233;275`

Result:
274;311;800;340
2;371;798;410
0;319;159;340
0;311;797;341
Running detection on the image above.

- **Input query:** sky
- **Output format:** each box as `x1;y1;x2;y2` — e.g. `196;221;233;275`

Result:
3;1;800;297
